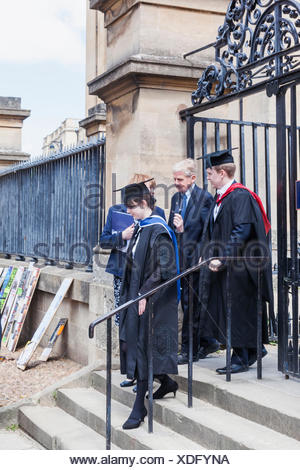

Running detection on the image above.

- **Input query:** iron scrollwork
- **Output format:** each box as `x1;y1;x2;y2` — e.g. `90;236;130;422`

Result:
192;0;300;105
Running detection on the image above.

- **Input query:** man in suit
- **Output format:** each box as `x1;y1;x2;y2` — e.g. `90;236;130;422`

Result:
168;159;218;364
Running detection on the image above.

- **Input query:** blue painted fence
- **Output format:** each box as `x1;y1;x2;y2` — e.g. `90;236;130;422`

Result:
0;140;105;269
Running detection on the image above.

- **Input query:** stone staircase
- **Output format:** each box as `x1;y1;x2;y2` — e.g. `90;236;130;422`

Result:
15;359;300;450
0;428;43;450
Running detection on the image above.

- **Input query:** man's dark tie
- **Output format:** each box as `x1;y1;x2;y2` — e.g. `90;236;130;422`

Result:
181;194;187;219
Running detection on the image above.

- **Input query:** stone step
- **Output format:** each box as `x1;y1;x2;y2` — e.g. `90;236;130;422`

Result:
92;370;300;450
18;405;118;450
56;387;203;450
0;428;44;450
175;362;300;442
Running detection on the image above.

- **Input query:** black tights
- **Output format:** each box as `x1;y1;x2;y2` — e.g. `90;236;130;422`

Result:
130;379;148;419
130;375;168;419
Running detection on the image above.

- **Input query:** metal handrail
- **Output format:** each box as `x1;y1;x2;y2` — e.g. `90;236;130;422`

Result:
88;255;267;450
88;257;215;339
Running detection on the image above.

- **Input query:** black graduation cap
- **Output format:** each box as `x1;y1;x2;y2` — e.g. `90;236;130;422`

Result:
114;181;151;205
197;148;237;168
113;178;154;193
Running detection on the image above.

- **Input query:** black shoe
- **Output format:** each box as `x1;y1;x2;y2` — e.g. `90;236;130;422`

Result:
198;342;220;359
122;407;147;430
248;347;268;367
216;363;249;374
120;379;136;388
147;377;178;400
177;352;199;365
132;385;137;393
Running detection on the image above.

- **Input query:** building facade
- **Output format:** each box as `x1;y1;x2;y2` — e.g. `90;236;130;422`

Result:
0;96;30;170
42;118;86;155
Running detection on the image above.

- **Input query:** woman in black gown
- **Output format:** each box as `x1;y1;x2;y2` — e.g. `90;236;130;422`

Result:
119;182;179;430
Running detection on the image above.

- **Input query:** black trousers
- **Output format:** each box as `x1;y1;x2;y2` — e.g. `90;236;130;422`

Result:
232;347;263;365
181;272;212;356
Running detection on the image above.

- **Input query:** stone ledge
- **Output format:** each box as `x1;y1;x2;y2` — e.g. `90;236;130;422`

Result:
90;0;227;27
79;113;106;130
0;260;112;306
0;108;31;120
0;150;30;160
88;54;208;102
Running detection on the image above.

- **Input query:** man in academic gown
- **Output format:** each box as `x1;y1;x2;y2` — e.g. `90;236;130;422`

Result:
168;159;216;365
198;149;273;373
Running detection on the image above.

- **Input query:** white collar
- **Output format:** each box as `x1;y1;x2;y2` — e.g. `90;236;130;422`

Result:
184;183;195;199
217;179;234;196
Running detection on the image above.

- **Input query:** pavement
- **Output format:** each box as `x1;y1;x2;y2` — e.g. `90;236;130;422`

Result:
192;343;300;399
0;428;44;450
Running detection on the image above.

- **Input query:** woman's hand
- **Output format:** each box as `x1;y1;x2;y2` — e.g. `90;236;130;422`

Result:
209;259;222;272
122;223;135;240
138;298;147;316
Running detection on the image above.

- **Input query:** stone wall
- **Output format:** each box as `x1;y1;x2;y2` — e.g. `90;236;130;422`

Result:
0;260;119;366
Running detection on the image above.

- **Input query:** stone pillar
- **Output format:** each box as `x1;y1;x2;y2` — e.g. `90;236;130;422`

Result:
0;97;30;169
88;0;228;210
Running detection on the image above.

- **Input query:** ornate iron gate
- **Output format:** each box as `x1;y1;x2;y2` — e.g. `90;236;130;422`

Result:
180;0;300;378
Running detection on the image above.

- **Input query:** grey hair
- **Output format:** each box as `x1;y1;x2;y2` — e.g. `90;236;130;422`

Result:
172;159;196;176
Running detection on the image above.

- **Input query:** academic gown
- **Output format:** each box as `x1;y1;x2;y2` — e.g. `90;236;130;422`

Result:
119;223;178;380
199;188;273;348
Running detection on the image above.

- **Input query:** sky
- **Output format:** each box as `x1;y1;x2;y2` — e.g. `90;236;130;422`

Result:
0;0;86;157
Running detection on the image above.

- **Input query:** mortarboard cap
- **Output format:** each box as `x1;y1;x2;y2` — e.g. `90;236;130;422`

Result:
113;178;153;204
197;148;237;168
117;182;150;206
113;178;154;193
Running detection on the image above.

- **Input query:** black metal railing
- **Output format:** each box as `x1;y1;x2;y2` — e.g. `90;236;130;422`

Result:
0;140;105;270
180;0;300;381
89;256;266;450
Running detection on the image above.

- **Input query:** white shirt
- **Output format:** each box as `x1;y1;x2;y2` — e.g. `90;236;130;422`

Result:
213;179;235;221
184;183;195;206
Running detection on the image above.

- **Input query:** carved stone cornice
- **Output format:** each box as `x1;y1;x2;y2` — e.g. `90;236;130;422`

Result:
88;54;208;102
79;113;106;129
90;0;227;26
0;150;30;160
0;108;31;122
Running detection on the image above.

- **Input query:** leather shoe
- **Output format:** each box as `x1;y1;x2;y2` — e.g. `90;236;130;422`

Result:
198;342;220;359
122;407;147;430
177;352;199;365
248;347;268;367
120;379;136;388
216;363;249;374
